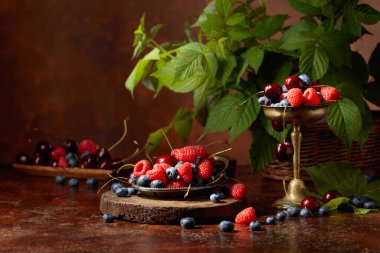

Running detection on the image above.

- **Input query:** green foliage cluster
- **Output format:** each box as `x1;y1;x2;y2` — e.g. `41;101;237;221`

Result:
125;0;380;173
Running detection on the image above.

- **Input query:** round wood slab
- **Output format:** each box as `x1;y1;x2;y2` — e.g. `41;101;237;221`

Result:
99;191;247;224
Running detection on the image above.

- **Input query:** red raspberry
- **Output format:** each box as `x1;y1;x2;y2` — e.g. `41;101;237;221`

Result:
287;88;304;107
133;160;152;177
320;86;341;102
78;139;98;155
176;162;193;183
57;156;68;168
230;183;247;199
146;167;168;184
166;178;186;189
303;87;321;106
235;207;256;224
171;145;208;163
153;163;171;171
311;82;321;92
197;159;214;180
50;146;66;161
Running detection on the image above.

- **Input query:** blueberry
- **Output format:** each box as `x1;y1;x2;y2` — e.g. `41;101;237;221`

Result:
68;178;79;187
165;167;177;180
318;206;329;216
265;98;272;105
102;213;114;223
300;208;313;217
282;85;288;92
127;187;138;195
280;99;289;106
363;201;376;209
175;161;184;168
55;175;66;184
216;191;225;199
86;178;98;188
350;195;368;208
180;217;196;229
150;180;165;188
115;187;129;197
276;211;287;221
128;173;138;184
111;182;124;192
65;152;75;160
210;193;221;203
67;158;77;167
219;220;234;232
136;175;150;187
271;103;281;107
258;96;266;105
299;74;312;86
287;207;301;217
80;150;92;159
249;221;262;231
266;216;276;225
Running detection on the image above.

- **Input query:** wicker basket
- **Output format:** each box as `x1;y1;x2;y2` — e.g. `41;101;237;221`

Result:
262;112;380;181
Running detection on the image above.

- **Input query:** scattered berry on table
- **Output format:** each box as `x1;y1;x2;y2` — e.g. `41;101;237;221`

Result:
300;208;313;218
176;162;193;183
350;195;368;208
318;207;329;216
171;145;208;164
136;175;150;187
133;160;152;178
210;193;221;203
86;178;98;188
115;187;129;197
165;167;178;180
55;175;66;185
180;217;196;229
322;190;342;203
102;213;114;223
287;207;301;217
287;88;304;107
303;87;321;106
197;159;214;180
111;182;124;192
363;201;376;209
249;221;262;231
150;180;165;188
219;220;234;232
301;196;321;211
68;178;79;187
235;207;256;224
266;216;276;225
127;187;137;195
166;178;186;189
230;183;247;200
276;211;287;221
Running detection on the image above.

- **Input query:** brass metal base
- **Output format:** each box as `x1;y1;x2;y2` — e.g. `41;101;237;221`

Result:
273;179;306;209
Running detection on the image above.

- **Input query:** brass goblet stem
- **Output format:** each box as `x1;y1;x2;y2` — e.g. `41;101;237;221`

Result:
292;123;301;179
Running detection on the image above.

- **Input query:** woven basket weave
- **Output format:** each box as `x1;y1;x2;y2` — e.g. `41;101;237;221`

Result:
262;112;380;181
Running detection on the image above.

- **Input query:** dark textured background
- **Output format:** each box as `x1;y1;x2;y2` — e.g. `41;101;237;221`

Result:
0;0;379;166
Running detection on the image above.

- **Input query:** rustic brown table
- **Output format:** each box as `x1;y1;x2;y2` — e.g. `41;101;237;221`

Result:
1;166;379;253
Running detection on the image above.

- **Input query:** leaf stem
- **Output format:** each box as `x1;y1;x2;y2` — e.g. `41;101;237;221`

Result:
108;118;129;152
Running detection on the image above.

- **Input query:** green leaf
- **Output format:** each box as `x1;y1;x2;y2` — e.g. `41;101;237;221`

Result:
355;104;373;146
226;12;246;26
253;15;287;40
261;114;292;142
204;94;242;132
288;0;321;15
280;32;313;51
319;31;351;68
169;72;206;93
217;53;237;86
300;44;329;80
174;42;205;80
322;197;350;211
352;206;378;215
249;126;277;174
145;127;169;154
365;180;380;205
172;108;193;141
242;47;264;74
304;162;368;196
282;20;318;41
227;25;252;41
369;43;380;80
229;97;260;140
342;6;362;37
327;98;362;147
355;4;380;25
272;59;294;85
132;14;148;58
125;48;161;96
215;0;233;17
311;0;330;8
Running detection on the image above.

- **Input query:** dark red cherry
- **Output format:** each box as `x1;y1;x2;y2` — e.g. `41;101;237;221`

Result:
279;92;288;101
264;83;282;100
301;196;321;210
35;141;52;157
156;154;177;166
96;147;111;162
61;139;78;154
323;190;342;203
275;142;293;162
284;75;301;90
33;155;49;166
79;154;97;168
15;153;31;164
271;120;284;132
98;159;112;169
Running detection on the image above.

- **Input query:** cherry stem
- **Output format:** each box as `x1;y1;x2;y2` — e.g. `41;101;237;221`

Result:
184;183;192;198
145;152;154;164
161;129;173;151
116;163;135;174
208;147;232;159
96;174;128;195
204;140;231;148
108;118;129;152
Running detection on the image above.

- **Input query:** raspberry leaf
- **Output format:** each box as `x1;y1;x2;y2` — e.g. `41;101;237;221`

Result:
250;126;277;174
322;197;350;211
288;0;320;16
252;15;287;40
242;46;264;74
352;206;378;215
300;44;329;80
327;98;362;147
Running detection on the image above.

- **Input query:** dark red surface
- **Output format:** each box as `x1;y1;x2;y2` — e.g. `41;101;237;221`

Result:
1;166;379;253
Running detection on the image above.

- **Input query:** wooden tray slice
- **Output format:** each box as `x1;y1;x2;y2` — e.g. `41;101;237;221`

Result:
12;163;112;180
99;191;247;224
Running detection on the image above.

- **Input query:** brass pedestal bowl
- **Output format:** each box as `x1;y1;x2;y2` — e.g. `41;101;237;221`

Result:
262;105;328;208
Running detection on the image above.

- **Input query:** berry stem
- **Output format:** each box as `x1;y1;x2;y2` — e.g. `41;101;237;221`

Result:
184;183;192;198
204;140;231;148
108;118;129;152
208;147;232;159
161;128;173;151
116;163;135;174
